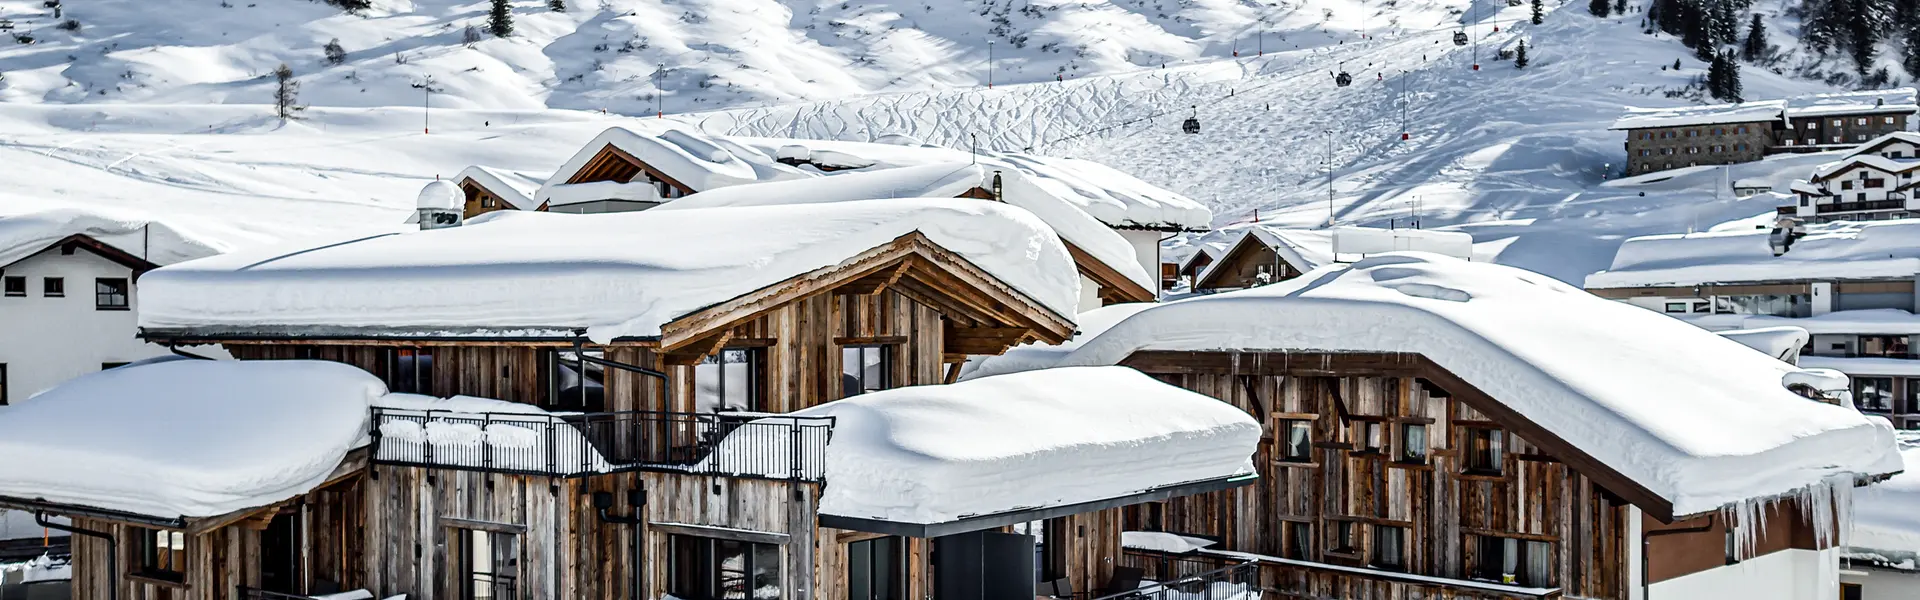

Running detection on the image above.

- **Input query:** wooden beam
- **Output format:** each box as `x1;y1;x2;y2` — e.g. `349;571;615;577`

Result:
662;330;735;365
1064;241;1155;304
835;261;914;296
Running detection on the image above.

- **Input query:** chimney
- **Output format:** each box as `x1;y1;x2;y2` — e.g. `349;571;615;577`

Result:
417;179;464;230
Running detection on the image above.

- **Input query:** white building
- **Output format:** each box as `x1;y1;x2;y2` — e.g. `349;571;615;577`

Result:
1788;132;1920;223
0;210;223;405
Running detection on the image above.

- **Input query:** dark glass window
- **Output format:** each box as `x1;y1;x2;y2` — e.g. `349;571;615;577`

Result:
840;345;893;399
1860;335;1910;358
1474;537;1552;587
1372;526;1405;571
2;275;22;296
848;536;906;600
1357;421;1384;454
133;527;187;583
1328;521;1356;554
42;277;63;297
458;529;517;600
1855;377;1895;412
1279;419;1313;463
384;348;435;395
696;348;766;413
94;277;129;310
0;363;7;406
1465;428;1504;475
669;534;782;600
1399;424;1428;464
1283;521;1312;560
542;350;606;412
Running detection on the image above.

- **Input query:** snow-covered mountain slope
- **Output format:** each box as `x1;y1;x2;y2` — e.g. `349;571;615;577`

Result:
0;0;1477;113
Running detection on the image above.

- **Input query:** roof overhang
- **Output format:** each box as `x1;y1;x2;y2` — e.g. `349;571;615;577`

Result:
1;233;161;275
818;473;1257;538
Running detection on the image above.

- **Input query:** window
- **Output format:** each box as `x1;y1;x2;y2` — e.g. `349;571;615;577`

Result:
383;348;435;395
1833;119;1844;127
1372;526;1406;570
1464;428;1504;475
1737;126;1748;134
1808;121;1820;129
542;349;606;412
1473;537;1552;587
1664;302;1688;313
0;364;7;406
670;534;782;600
457;529;517;600
42;277;63;297
1638;149;1649;157
1904;379;1920;413
1857;118;1869;126
848;536;906;600
1783;139;1796;146
94;277;129;310
1860;335;1910;358
1691;302;1709;314
1843;582;1864;600
1855;377;1895;412
1357;421;1384;454
1866;178;1886;189
102;362;128;370
133;527;187;583
482;196;498;209
696;348;766;413
1283;521;1312;560
1886;117;1897;125
1842;180;1855;190
1328;521;1357;554
1278;419;1313;463
1833;135;1844;144
1399;424;1428;463
3;275;23;297
840;345;893;398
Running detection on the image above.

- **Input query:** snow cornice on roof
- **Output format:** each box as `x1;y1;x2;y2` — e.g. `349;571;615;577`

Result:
1784;88;1919;118
0;208;223;269
1610;100;1787;130
1587;219;1920;289
455;165;546;211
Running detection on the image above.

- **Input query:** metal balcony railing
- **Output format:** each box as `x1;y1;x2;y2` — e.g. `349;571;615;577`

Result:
1816;199;1906;214
1088;561;1261;600
369;407;835;482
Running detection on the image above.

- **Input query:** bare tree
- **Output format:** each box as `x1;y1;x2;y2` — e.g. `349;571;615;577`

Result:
273;63;305;120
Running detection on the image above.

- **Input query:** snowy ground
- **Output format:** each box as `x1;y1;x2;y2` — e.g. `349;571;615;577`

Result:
0;0;1897;281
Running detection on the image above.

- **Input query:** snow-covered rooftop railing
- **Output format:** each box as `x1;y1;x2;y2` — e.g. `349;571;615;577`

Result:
1784;87;1918;117
1054;253;1902;519
137;199;1081;343
1586;218;1920;288
988;154;1212;231
708;366;1261;526
0;360;386;520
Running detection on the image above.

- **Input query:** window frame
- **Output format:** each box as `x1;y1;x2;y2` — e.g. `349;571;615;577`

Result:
1463;427;1505;476
1281;521;1313;560
668;533;784;600
384;347;436;395
1855;377;1896;412
1371;525;1407;571
0;363;7;406
1398;423;1429;464
696;347;769;414
455;528;519;600
839;344;895;399
1277;419;1314;464
131;527;188;584
42;276;63;297
94;277;130;311
1326;520;1358;556
541;349;607;412
846;535;907;600
1355;421;1385;455
3;275;24;297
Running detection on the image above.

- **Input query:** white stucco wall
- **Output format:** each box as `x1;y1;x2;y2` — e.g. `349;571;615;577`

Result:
1117;229;1164;296
0;248;197;403
1076;273;1102;313
1650;547;1841;600
1843;567;1920;599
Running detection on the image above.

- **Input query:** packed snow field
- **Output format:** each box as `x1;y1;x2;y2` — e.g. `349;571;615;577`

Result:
0;0;1905;281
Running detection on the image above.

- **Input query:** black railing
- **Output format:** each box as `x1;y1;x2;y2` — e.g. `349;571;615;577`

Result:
369;408;835;482
1817;199;1905;214
1121;550;1242;585
1089;561;1260;600
235;588;320;600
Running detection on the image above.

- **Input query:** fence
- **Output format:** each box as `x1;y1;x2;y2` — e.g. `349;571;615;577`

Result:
1089;561;1261;600
369;408;835;482
1121;551;1244;585
235;588;319;600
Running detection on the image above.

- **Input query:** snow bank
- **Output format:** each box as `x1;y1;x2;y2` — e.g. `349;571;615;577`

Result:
1852;433;1920;556
1056;253;1902;517
1121;531;1218;554
372;395;612;474
456;166;545;211
416;180;461;211
1611;100;1787;130
1801;356;1920;377
722;367;1260;524
1715;326;1810;362
1587;219;1920;288
536;180;664;208
1742;310;1920;335
0;554;70;584
727;136;975;172
961;303;1159;381
989;154;1212;231
0;208;224;268
0;360;385;519
139;200;1080;342
1784;88;1918;118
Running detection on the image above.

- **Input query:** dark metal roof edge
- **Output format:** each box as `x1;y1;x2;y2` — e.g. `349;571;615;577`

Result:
0;495;190;529
818;474;1257;538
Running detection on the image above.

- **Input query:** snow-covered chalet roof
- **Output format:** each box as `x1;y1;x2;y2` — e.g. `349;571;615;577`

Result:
961;303;1158;382
137;200;1081;343
1049;253;1901;518
658;162;1156;291
1784;87;1918;118
0;208;224;269
1586;219;1920;288
726;136;976;172
1194;226;1335;287
762;366;1260;525
1610;100;1786;130
1807;154;1920;183
538;127;806;200
456;165;545;211
988;154;1211;231
0;360;385;520
1853;432;1920;556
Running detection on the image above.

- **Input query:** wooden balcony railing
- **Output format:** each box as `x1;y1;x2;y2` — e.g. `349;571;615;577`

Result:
369;408;835;482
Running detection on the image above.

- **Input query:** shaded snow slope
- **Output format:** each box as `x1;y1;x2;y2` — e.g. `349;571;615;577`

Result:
1053;252;1901;517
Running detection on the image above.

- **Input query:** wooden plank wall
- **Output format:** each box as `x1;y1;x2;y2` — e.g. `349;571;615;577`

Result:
1121;372;1630;599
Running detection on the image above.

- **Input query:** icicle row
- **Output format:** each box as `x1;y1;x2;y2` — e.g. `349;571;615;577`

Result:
1718;474;1855;562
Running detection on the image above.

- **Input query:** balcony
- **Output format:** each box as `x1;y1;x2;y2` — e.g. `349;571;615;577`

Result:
369;407;835;482
1816;199;1906;214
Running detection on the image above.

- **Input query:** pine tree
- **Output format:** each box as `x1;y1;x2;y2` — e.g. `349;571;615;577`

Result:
1532;0;1546;23
1590;0;1612;17
1903;14;1920;79
1675;57;1684;70
1515;39;1531;67
273;63;304;120
323;38;347;65
1720;50;1743;101
1849;8;1878;75
1615;0;1628;13
548;0;565;11
488;0;514;37
1740;13;1766;61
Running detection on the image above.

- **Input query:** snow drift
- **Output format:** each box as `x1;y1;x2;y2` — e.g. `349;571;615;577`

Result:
0;208;224;268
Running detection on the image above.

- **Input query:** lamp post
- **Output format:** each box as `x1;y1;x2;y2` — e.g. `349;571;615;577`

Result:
987;39;995;89
410;75;441;134
1327;130;1336;227
655;63;666;118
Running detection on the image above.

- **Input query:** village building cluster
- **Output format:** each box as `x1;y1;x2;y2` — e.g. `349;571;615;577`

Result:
0;123;1911;600
1612;88;1917;177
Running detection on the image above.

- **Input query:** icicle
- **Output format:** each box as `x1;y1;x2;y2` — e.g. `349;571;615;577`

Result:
1719;474;1855;562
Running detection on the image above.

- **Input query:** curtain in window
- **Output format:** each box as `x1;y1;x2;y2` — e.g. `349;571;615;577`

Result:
1523;541;1552;587
1401;424;1427;462
1285;421;1312;461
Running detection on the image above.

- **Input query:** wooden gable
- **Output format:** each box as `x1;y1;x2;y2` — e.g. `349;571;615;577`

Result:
2;233;162;276
1064;241;1155;305
562;143;698;197
1192;233;1306;291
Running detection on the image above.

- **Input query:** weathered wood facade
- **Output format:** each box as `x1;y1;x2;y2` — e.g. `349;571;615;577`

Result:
1111;350;1837;600
1192;235;1307;293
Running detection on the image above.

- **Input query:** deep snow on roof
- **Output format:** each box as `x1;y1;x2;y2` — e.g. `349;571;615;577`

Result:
989;154;1211;231
539;127;807;200
0;208;224;269
1784;87;1919;117
1852;433;1920;555
1586;219;1920;288
138;200;1081;342
658;162;1156;290
0;360;385;519
456;165;545;211
1053;253;1901;516
1610;100;1786;130
789;366;1261;524
960;303;1158;382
